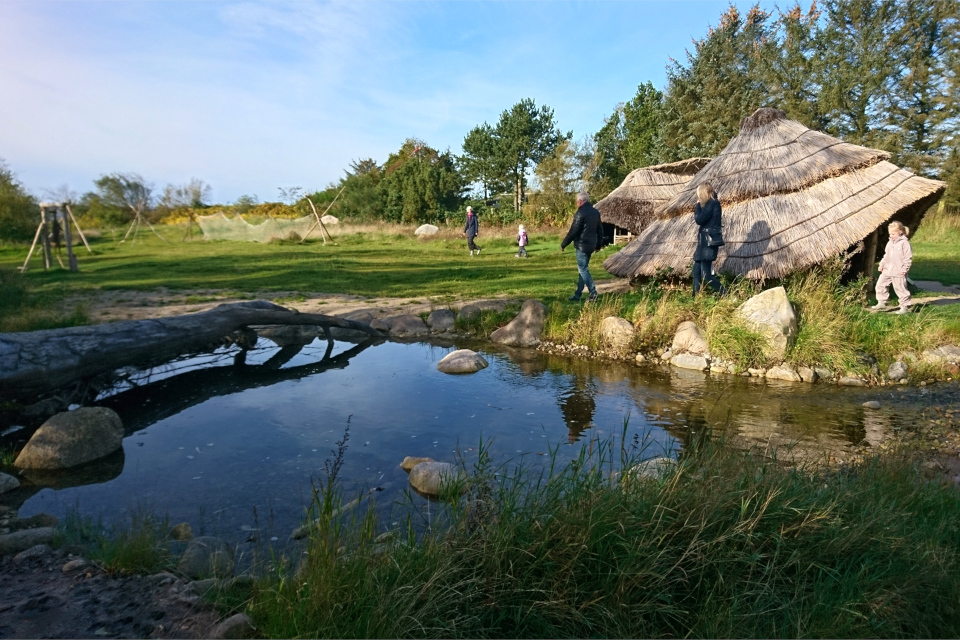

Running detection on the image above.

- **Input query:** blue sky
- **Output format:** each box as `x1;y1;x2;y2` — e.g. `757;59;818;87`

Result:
0;1;775;203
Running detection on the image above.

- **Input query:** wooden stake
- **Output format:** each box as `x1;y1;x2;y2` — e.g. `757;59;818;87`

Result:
65;205;92;252
300;187;344;244
19;222;44;273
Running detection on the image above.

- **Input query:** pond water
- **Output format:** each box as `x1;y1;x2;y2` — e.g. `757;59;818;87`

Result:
3;335;936;546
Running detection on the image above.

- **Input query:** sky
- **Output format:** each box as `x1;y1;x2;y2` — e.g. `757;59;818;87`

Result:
0;1;776;204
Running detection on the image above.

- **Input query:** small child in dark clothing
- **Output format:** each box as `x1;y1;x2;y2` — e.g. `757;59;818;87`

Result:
516;224;528;258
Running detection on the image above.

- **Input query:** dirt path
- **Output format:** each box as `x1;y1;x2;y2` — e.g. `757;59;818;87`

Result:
69;279;634;324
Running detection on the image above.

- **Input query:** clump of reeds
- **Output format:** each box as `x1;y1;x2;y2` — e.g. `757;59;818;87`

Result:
56;508;173;575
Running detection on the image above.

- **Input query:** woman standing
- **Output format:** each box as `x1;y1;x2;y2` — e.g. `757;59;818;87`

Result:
692;182;726;296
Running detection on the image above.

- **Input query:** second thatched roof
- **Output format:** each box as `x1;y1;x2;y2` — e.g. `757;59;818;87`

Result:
604;108;946;280
595;158;711;234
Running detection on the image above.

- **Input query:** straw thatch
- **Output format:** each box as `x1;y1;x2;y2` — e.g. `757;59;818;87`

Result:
595;158;711;233
604;108;946;280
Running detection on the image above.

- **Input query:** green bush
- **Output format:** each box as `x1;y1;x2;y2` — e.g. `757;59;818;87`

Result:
0;160;37;243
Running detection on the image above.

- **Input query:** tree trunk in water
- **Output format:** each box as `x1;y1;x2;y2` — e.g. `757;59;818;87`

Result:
0;300;382;400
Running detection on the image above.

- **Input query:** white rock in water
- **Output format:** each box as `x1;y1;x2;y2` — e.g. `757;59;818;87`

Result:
414;224;440;236
408;461;464;497
437;349;488;374
766;365;801;382
670;354;709;371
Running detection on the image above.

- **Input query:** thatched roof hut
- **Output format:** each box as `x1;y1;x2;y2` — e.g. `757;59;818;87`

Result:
604;108;946;281
595;158;711;234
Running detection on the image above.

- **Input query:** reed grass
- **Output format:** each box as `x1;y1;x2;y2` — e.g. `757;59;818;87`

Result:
56;508;173;575
246;435;960;638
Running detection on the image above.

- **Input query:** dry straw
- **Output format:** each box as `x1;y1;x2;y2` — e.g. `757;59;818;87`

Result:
595;158;711;234
604;108;946;280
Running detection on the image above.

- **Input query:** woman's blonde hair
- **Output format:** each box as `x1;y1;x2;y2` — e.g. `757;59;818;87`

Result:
888;220;909;236
697;182;716;206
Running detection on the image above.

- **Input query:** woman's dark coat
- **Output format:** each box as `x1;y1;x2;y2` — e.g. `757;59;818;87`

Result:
693;198;722;262
463;213;478;238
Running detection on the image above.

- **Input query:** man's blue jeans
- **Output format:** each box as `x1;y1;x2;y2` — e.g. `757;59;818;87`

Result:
574;249;596;297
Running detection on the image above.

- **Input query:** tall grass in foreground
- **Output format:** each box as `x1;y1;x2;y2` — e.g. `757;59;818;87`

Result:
56;508;173;575
249;439;960;638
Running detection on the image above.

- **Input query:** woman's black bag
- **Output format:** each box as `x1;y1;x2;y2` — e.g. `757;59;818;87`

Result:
706;227;724;248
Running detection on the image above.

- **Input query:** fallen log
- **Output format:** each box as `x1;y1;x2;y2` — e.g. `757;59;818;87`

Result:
0;300;382;400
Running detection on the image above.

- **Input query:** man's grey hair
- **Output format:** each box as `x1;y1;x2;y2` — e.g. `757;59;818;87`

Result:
577;191;590;205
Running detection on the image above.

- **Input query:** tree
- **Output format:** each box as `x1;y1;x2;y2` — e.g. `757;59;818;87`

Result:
93;173;154;225
0;159;37;243
233;194;260;214
494;99;570;212
532;139;579;225
378;139;463;223
816;0;900;147
160;179;213;210
662;5;774;159
887;0;958;176
592;82;666;188
322;158;385;222
459;123;508;200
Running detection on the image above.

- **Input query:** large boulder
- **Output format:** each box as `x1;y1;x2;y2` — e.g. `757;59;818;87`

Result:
321;215;339;225
457;304;481;322
735;286;798;359
408;461;464;497
437;349;488;374
887;360;909;380
766;365;802;382
414;224;439;236
15;407;123;470
177;536;235;579
671;321;709;355
401;456;435;471
600;317;635;351
0;527;55;556
386;315;430;338
0;472;19;495
490;299;547;347
427;309;456;332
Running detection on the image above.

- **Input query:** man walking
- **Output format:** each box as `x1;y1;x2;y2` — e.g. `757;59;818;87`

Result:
561;192;604;301
463;206;481;256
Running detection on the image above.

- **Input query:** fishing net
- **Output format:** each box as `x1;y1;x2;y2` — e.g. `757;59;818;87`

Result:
196;213;318;242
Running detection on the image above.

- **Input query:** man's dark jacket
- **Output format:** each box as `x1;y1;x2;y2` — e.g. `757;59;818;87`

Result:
561;204;603;253
693;198;722;262
463;213;478;237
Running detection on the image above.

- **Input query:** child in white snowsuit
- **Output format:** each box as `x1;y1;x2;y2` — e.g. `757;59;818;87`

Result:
516;224;528;258
872;221;913;314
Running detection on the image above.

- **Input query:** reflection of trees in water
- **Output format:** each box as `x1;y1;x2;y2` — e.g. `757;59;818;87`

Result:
560;384;596;444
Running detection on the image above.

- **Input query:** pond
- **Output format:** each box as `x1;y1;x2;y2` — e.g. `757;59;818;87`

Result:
1;335;937;546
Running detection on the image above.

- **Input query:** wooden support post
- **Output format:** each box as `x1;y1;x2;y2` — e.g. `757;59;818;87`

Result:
20;223;44;272
300;188;344;244
40;211;52;270
65;205;92;252
864;229;880;288
61;208;78;272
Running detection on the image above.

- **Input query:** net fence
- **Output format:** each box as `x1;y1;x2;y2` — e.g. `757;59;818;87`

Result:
197;213;318;242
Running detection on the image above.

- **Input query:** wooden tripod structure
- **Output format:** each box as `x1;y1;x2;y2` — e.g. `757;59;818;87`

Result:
121;207;169;244
299;186;345;245
20;202;92;273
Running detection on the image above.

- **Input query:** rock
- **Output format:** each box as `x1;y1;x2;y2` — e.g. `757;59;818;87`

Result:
62;558;89;572
437;349;488;374
13;544;50;561
387;315;430;338
457;304;481;321
320;214;338;225
414;224;439;236
489;299;548;347
0;472;20;494
211;613;256;639
671;321;709;355
187;577;218;596
600;317;636;350
670;354;709;371
887;360;909;380
798;366;817;383
14;407;123;470
735;286;798;359
170;522;194;541
177;536;235;579
10;513;58;531
369;317;391;331
401;456;435;471
813;366;833;381
923;345;960;364
22;397;67;422
0;527;55;555
660;349;673;360
622;457;676;483
766;365;801;382
426;309;456;332
838;376;866;387
862;401;881;409
635;353;646;363
748;367;767;377
408;461;464;497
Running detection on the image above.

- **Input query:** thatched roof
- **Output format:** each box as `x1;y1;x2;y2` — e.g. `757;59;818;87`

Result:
604;108;946;280
595;158;711;234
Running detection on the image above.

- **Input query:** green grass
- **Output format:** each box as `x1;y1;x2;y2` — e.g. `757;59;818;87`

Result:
55;508;174;575
910;206;960;285
245;436;960;638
